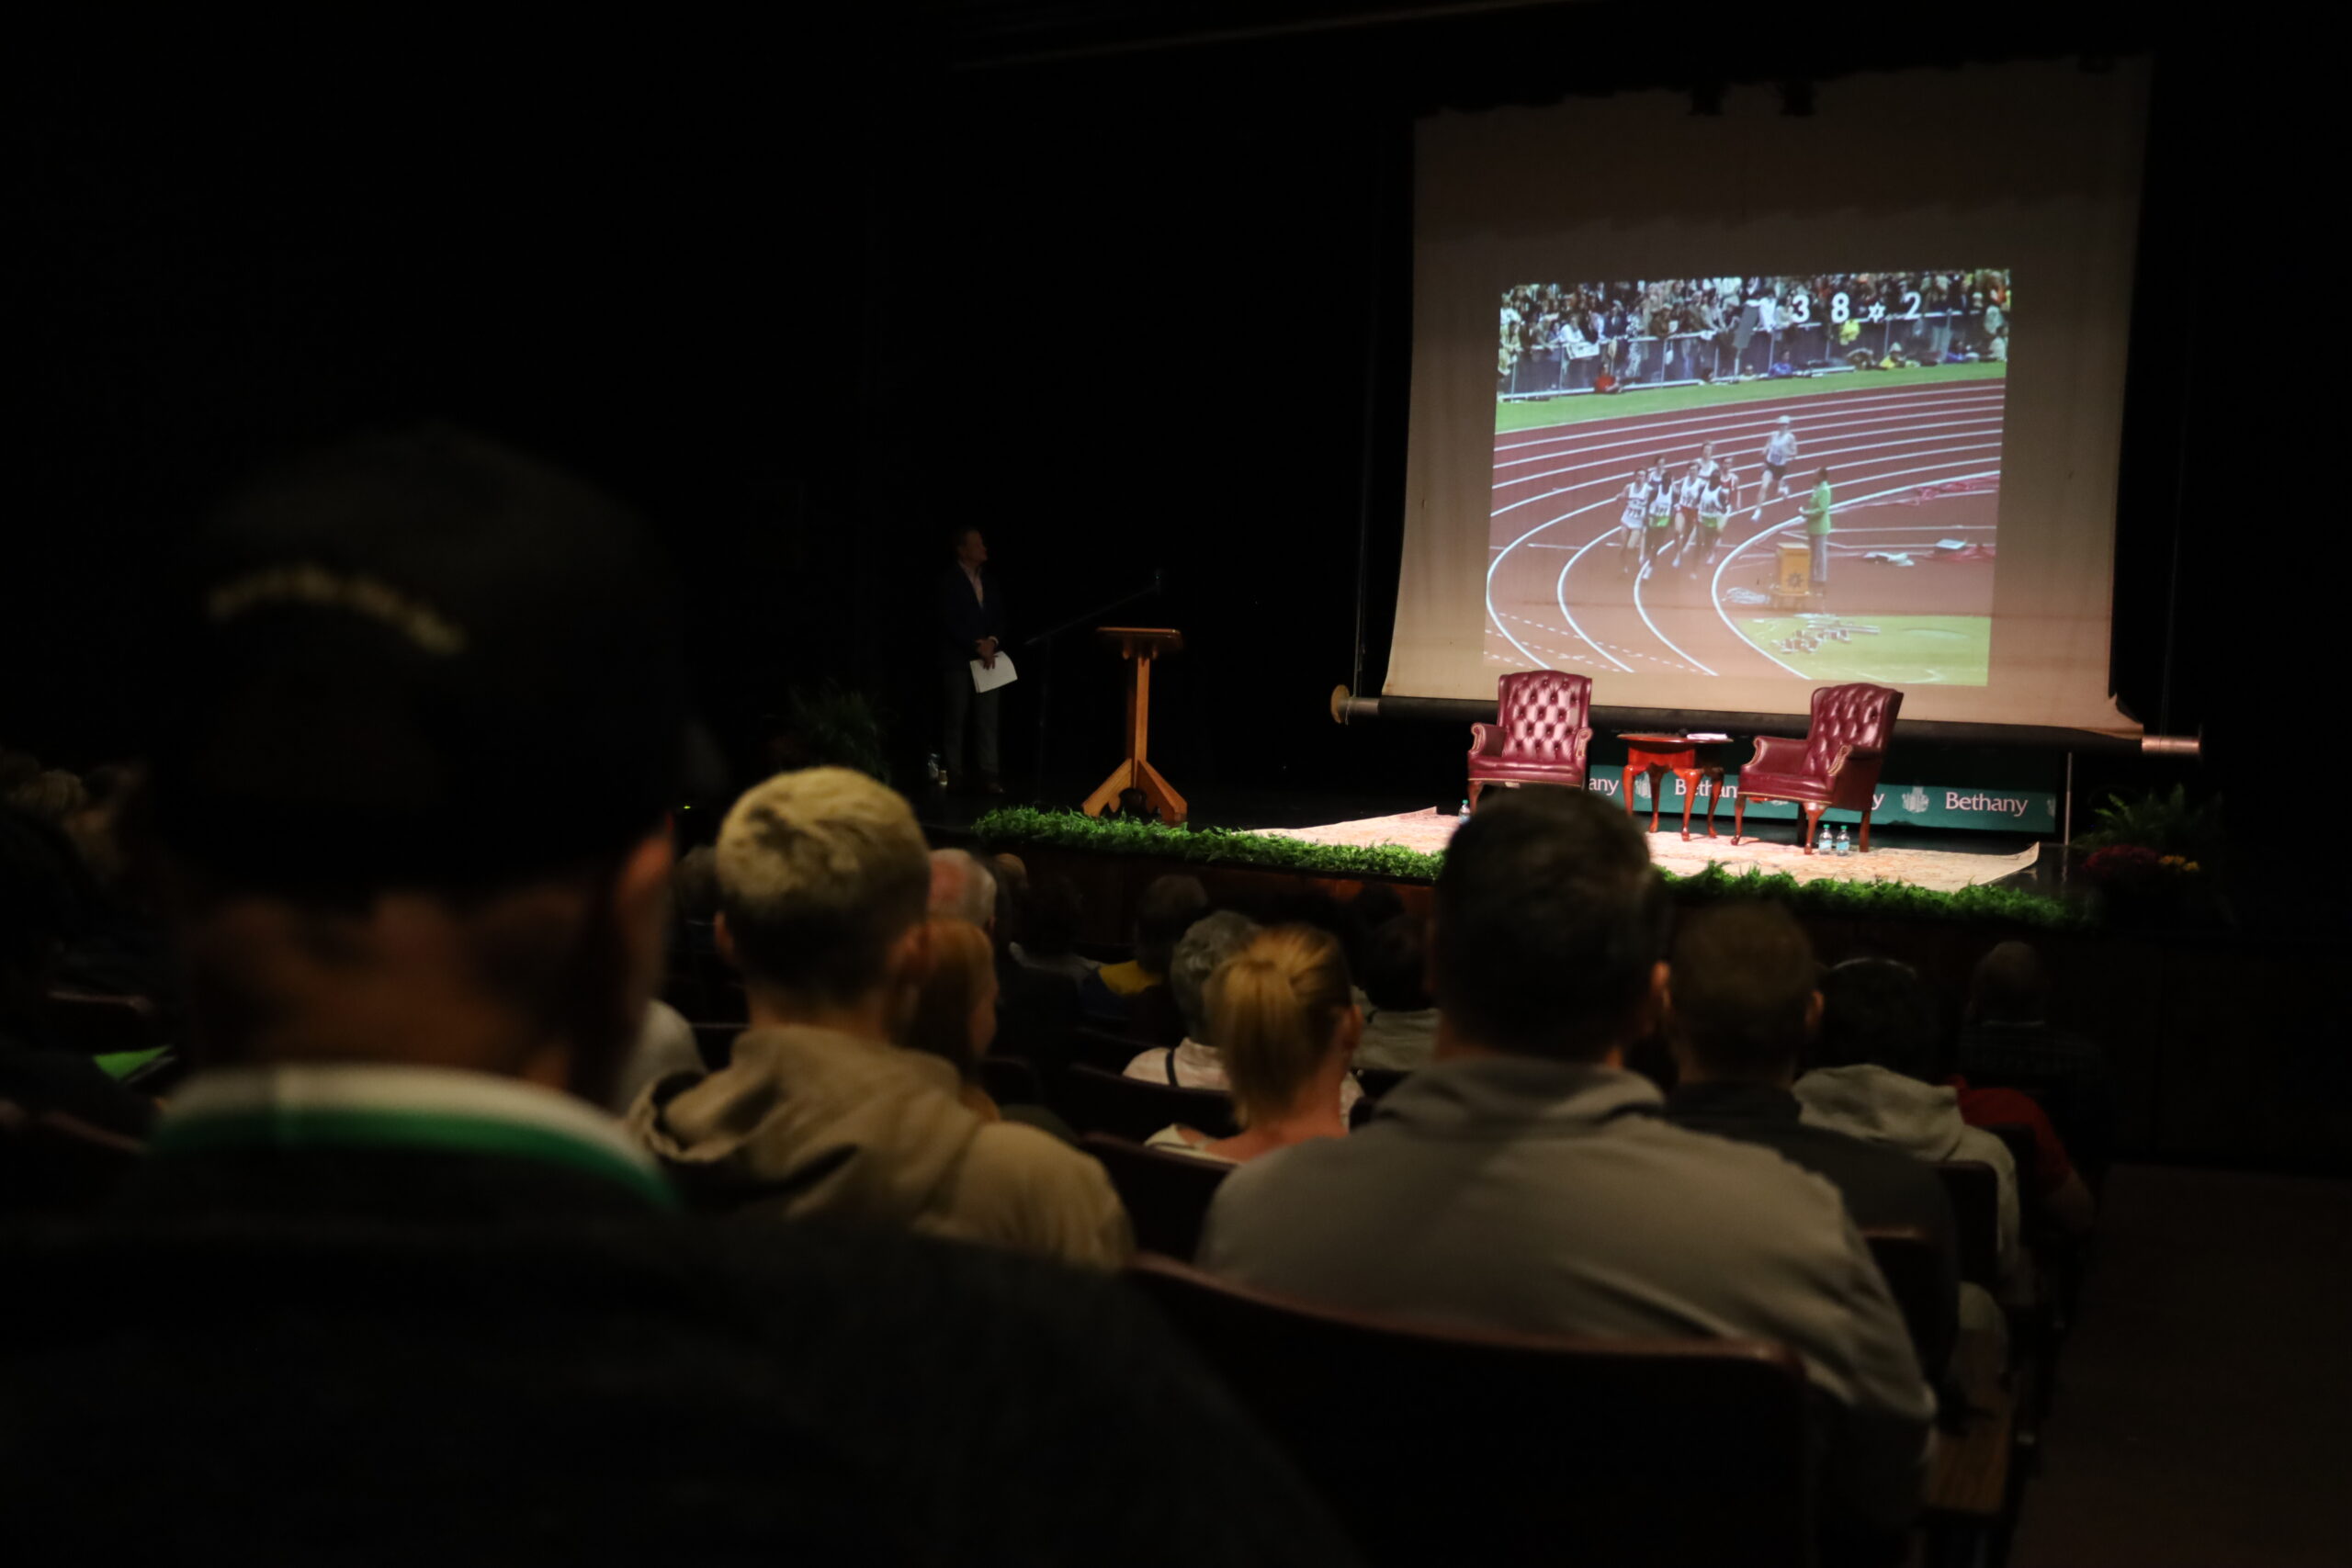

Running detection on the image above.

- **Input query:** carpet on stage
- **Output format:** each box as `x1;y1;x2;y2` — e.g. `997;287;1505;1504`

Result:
1249;807;2039;892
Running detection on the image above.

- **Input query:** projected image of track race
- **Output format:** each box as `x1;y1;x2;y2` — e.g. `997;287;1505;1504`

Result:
1487;271;2009;686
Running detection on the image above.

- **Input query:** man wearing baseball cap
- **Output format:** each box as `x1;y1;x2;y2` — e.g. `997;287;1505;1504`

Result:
0;429;1351;1566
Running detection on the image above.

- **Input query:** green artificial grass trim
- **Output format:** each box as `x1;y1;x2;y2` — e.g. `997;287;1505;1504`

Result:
972;806;2086;930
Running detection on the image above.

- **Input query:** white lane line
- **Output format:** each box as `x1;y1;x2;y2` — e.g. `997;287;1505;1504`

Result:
1496;413;1994;501
1493;378;2007;451
1630;538;1717;677
1492;410;2003;491
1494;434;2003;516
1493;444;1998;674
1486;486;1650;671
1559;547;1634;672
1707;468;2003;676
1492;394;2007;471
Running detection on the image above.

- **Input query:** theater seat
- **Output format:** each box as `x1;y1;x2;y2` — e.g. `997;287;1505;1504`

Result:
1081;1134;1230;1261
1861;1225;1955;1382
1935;1160;2002;1290
0;1098;143;1216
1127;1254;1814;1568
41;991;164;1055
1057;1065;1238;1145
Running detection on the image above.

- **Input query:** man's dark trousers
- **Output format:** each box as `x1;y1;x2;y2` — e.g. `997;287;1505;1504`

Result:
943;665;1001;783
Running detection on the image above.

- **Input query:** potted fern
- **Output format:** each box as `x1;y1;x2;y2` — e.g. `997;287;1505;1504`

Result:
2072;784;2225;928
763;682;894;785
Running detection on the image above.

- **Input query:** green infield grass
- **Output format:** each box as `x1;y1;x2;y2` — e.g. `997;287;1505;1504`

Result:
1738;613;1992;686
1495;361;2007;434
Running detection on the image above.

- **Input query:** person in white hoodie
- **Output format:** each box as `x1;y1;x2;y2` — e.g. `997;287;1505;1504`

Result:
1795;958;2027;1318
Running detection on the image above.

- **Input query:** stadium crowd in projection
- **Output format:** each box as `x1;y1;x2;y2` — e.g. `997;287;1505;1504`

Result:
1487;270;2009;686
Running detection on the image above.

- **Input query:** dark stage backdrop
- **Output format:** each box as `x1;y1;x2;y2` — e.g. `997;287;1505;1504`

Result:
10;17;2312;826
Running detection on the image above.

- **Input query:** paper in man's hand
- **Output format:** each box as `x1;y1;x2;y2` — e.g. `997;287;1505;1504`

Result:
970;654;1018;694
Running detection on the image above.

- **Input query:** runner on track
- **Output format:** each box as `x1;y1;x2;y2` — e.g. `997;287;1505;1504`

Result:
1756;415;1799;518
1643;459;1676;573
1618;468;1652;575
1673;463;1704;558
1694;473;1731;569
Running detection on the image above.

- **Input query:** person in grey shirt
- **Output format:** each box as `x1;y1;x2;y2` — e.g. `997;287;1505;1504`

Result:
1198;786;1933;1546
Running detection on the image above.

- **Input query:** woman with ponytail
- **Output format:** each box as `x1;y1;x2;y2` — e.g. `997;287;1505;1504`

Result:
1147;925;1361;1165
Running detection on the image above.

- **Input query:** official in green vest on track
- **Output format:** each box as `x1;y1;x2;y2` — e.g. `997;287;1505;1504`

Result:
1804;468;1835;593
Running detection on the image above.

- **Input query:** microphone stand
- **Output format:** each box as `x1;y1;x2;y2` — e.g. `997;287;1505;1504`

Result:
1023;569;1163;795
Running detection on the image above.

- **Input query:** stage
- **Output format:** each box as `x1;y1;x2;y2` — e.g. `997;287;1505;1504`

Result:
918;783;2052;899
1249;807;2039;893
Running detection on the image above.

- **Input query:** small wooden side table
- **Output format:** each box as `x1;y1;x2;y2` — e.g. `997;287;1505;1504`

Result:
1618;733;1727;841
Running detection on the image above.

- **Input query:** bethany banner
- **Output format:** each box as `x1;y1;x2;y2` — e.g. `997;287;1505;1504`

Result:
1585;764;2054;834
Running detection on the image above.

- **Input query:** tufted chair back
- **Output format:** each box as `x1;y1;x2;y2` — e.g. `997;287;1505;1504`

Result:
1497;671;1593;763
1804;682;1903;773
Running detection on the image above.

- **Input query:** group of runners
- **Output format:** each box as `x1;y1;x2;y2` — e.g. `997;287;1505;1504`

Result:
1616;415;1807;578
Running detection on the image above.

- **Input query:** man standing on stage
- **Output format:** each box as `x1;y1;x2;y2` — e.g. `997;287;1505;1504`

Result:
1804;468;1835;596
937;525;1006;794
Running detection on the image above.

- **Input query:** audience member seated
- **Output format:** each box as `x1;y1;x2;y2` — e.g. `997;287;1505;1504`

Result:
669;842;721;953
929;846;998;930
629;767;1130;1268
1797;959;2038;1301
1198;786;1931;1545
1663;903;1959;1370
4;767;87;827
603;996;705;1116
1008;874;1100;982
1;431;1346;1564
1080;873;1206;1028
905;916;1005;1121
1;806;158;1145
0;748;40;795
1959;942;2105;1085
1128;912;1364;1119
1959;940;2113;1187
1147;925;1359;1165
1947;1066;2095;1235
935;848;1083;1086
1351;913;1438;1074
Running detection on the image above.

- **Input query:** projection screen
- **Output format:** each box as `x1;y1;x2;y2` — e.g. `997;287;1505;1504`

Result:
1389;59;2149;733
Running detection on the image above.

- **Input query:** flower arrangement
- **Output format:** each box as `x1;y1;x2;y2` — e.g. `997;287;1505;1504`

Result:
2080;843;2202;897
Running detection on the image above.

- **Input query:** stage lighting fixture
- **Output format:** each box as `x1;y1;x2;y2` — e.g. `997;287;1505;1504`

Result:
1780;79;1815;116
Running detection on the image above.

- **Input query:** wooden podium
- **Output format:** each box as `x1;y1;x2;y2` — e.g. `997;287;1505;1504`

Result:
1080;627;1187;824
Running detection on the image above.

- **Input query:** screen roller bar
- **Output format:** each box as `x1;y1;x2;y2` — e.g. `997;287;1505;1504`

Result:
1329;685;2193;756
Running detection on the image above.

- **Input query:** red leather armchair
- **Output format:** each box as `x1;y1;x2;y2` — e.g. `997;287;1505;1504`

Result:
1467;671;1592;808
1732;682;1904;852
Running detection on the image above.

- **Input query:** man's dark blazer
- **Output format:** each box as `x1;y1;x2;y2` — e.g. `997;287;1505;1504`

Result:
937;564;1007;669
0;1143;1353;1565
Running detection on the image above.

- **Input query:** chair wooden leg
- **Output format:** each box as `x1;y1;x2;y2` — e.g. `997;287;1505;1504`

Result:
1733;794;1747;845
1802;804;1823;854
1467;780;1482;810
1858;805;1873;852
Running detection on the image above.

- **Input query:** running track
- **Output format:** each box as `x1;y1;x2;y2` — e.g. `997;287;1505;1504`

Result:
1486;377;2006;679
